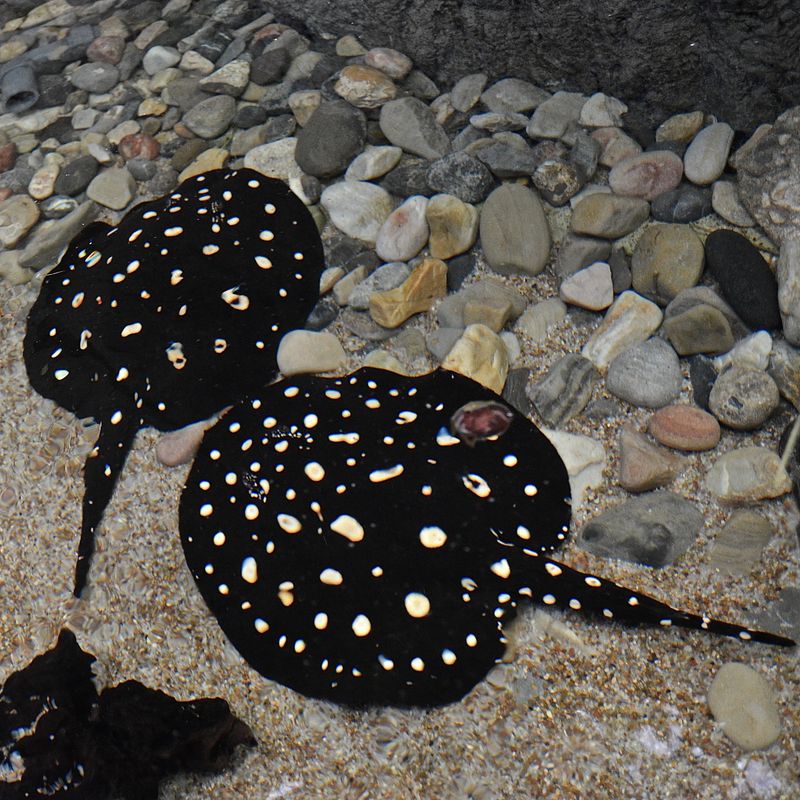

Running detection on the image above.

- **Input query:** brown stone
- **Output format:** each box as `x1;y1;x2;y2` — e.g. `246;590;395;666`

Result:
608;150;684;200
648;405;721;451
618;424;684;492
86;35;126;65
369;257;447;328
334;64;397;109
118;133;160;161
708;509;772;575
0;142;17;173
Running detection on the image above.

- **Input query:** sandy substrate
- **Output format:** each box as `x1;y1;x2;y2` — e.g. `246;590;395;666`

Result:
1;241;798;799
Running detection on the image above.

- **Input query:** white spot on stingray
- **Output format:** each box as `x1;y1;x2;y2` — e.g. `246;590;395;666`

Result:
71;292;84;308
54;369;69;381
421;485;432;496
325;389;341;399
227;216;240;226
259;230;274;241
277;514;301;533
248;179;260;188
364;398;380;409
128;228;143;242
223;190;232;201
410;657;425;672
419;526;447;548
274;440;288;453
210;449;221;460
112;273;125;283
284;386;299;398
200;503;213;517
303;413;318;428
463;473;491;498
320;567;343;585
294;251;303;261
143;210;157;219
164;226;183;237
254;618;269;633
121;322;142;337
404;592;431;618
369;464;404;483
328;432;359;444
264;203;276;214
79;330;91;350
170;269;183;285
516;525;531;540
396;411;417;424
213;532;225;546
85;251;101;267
442;649;456;665
126;260;140;274
371;566;383;577
214;339;227;353
203;244;220;255
378;655;394;670
278;581;294;606
543;593;556;605
304;462;325;481
524;484;538;496
352;614;371;637
569;598;581;610
628;596;639;606
314;612;328;630
436;428;460;446
166;342;186;370
490;559;511;579
585;576;602;588
503;454;518;467
255;255;272;269
545;563;562;577
241;557;258;583
110;410;123;425
218;584;229;595
221;288;249;310
659;619;673;627
330;514;364;542
263;416;277;428
245;504;259;521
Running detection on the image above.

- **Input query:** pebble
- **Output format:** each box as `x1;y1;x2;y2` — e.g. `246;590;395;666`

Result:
426;193;479;260
570;193;650;238
294;100;366;178
541;429;605;509
777;237;800;346
592;127;642;167
529;353;598;427
582;290;663;370
450;73;488;112
606;337;682;408
608;150;684;200
369;258;447;328
689;355;717;410
708;510;773;575
473;139;539;179
502;367;532;415
380;158;431;197
288;90;321;127
182;94;237;138
243;138;302;182
558;262;614;311
650;184;712;223
17;201;97;272
0;143;17;173
362;350;406;374
618;424;684;492
345;145;402;181
711;181;754;227
712;330;773;372
768;338;800;409
85;167;135;211
683;122;734;185
364;46;413;80
480;78;550;114
577;491;703;567
347;262;410;311
319;180;393;244
479;183;551;276
276;330;348;376
578;92;627;127
704;229;781;331
438;279;525;330
334;64;397;109
631;223;705;305
118;133;160;162
178;148;229;182
143;45;181;75
526;91;586;139
648;405;721;451
655;111;705;143
374;195;428;262
250;48;290;85
333;265;370;306
705;447;791;503
532;159;583;206
379;97;450;159
0;194;40;248
514;298;567;343
708;366;780;430
469;111;529;133
198;58;250;97
441;323;509;393
54;154;99;196
426;151;494;203
554;234;611;279
69;61;120;92
707;664;782;751
426;327;463;361
156;419;212;467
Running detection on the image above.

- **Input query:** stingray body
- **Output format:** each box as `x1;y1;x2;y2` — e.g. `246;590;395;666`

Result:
24;168;324;595
179;368;794;708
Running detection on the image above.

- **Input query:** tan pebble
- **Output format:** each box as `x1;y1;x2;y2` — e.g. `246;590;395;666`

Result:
369;257;447;328
648;404;721;451
156;418;210;466
618;424;684;492
441;323;509;393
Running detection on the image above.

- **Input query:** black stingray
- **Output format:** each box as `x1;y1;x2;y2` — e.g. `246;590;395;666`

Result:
179;368;795;708
23;168;324;596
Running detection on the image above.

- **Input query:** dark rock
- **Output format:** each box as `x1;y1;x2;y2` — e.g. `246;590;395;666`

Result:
568;131;601;182
311;53;348;85
473;140;539;178
54;155;99;196
426;151;494;203
502;367;532;415
529;353;598;426
261;1;800;132
447;252;477;291
577;491;703;567
554;233;611;280
36;74;71;107
250;47;290;84
126;157;158;182
380;157;432;197
651;184;713;223
195;26;236;63
704;228;781;330
689;354;717;410
295;100;366;178
262;114;297;142
305;296;339;330
234;103;268;128
609;246;632;293
531;158;583;206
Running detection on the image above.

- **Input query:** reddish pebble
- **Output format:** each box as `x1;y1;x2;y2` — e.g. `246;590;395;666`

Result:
86;35;127;65
0;188;12;202
0;142;18;173
252;23;291;45
609;150;684;200
118;132;160;161
648;404;721;451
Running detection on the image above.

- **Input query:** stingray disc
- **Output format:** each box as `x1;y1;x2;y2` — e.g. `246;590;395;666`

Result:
23;168;324;594
180;368;572;707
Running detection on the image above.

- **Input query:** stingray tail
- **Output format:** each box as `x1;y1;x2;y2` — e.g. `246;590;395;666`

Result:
507;550;796;647
75;407;139;597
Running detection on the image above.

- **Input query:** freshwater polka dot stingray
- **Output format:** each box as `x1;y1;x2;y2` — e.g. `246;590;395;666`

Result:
23;168;324;596
179;367;794;708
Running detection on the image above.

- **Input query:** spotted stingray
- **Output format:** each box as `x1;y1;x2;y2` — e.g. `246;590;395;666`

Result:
179;367;795;708
23;168;324;596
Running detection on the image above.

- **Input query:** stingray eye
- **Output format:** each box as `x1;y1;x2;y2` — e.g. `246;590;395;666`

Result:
450;401;514;445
